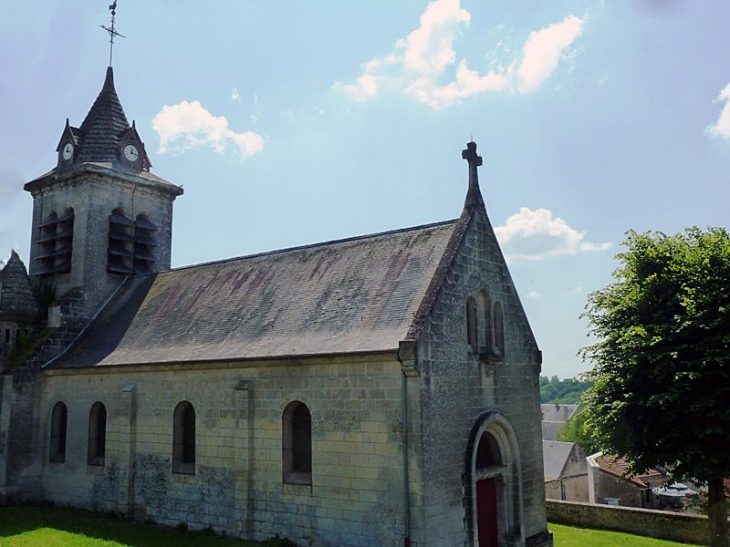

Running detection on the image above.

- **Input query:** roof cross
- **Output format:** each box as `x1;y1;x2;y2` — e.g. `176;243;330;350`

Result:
461;141;483;169
461;141;484;209
100;1;125;67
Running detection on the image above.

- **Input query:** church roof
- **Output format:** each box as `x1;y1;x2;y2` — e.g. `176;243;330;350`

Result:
78;66;130;164
49;220;460;369
0;251;40;322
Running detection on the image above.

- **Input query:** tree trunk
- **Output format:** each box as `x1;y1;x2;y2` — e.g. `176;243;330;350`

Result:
708;476;728;547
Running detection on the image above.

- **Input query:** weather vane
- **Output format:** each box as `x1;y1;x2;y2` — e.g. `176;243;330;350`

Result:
100;1;124;67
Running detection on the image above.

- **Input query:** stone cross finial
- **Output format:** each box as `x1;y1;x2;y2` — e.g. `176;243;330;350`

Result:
461;141;482;168
462;141;484;209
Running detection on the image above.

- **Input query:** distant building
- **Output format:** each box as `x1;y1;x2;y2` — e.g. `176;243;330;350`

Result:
587;452;669;509
540;403;578;441
0;64;553;546
543;440;588;502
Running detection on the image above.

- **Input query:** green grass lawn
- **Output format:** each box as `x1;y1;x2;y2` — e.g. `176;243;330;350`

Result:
0;505;292;547
0;506;705;546
550;522;703;547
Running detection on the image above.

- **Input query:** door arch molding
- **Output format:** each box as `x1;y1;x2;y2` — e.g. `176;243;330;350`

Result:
464;411;524;546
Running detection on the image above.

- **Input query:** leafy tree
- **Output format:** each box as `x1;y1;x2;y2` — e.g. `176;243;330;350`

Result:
557;406;600;456
581;227;730;547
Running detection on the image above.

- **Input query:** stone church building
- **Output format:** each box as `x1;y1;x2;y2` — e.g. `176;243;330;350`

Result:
0;66;552;547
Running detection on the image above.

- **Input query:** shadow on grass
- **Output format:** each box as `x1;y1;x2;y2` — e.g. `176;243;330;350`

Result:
0;504;295;547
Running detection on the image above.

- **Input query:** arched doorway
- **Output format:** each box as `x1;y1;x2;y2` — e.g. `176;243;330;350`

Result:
466;412;523;546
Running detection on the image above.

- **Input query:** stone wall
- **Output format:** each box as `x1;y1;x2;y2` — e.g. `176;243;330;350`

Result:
415;207;549;546
546;499;709;545
38;355;408;546
27;171;177;319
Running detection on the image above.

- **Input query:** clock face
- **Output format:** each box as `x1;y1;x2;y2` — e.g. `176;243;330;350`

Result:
123;144;140;162
62;142;74;161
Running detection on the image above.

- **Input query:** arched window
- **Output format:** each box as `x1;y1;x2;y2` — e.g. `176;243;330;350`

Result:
87;402;107;466
282;401;312;485
50;402;68;463
173;401;196;474
466;297;478;351
493;302;505;357
481;291;493;355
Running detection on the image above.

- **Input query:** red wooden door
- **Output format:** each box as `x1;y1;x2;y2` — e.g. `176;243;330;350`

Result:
477;478;498;547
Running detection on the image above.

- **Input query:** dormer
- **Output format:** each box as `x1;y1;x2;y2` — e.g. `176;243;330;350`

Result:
117;122;151;172
55;119;81;169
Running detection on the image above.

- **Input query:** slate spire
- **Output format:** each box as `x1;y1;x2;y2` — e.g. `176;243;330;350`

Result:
76;67;131;163
0;251;40;323
462;141;484;209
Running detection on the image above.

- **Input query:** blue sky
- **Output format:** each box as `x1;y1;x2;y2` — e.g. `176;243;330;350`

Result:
2;1;730;378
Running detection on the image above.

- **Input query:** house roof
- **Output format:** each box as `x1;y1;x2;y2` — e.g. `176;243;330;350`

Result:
541;403;579;423
49;220;460;369
590;453;666;488
542;440;576;480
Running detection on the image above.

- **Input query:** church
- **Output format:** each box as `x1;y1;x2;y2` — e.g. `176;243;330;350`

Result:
0;61;552;546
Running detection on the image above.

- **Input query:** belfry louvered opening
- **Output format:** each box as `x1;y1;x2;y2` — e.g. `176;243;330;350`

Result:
133;215;157;274
36;209;74;276
107;209;135;274
107;210;157;274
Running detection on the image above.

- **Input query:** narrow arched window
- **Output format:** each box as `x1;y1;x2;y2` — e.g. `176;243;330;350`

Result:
283;401;312;485
494;302;505;357
481;291;493;355
50;402;68;463
466;297;478;351
173;401;196;474
87;402;107;466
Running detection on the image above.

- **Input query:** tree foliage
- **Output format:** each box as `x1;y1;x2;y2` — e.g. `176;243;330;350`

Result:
556;407;600;456
581;227;730;546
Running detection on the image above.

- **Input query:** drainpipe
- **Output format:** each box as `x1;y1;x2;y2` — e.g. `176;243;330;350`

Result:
397;340;418;547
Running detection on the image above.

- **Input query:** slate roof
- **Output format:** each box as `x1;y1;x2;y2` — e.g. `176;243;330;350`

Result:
543;440;576;480
541;403;579;422
540;404;579;440
0;251;39;322
50;220;460;369
77;67;130;164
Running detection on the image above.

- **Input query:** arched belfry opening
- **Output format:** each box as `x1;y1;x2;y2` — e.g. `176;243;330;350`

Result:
465;412;523;547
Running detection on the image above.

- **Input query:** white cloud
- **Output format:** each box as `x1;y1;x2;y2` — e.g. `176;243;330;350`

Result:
334;72;379;102
707;82;730;139
494;207;611;261
397;0;471;76
334;0;584;108
527;290;541;299
152;100;263;160
516;15;584;94
231;87;241;103
408;59;511;109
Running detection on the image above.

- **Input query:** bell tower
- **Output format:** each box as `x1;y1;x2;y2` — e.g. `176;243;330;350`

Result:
24;64;183;319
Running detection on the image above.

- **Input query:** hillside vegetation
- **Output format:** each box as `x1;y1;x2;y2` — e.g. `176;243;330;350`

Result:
540;375;592;404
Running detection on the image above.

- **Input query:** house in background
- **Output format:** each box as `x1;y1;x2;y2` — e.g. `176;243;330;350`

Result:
540;403;578;441
587;452;669;508
543;440;588;502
